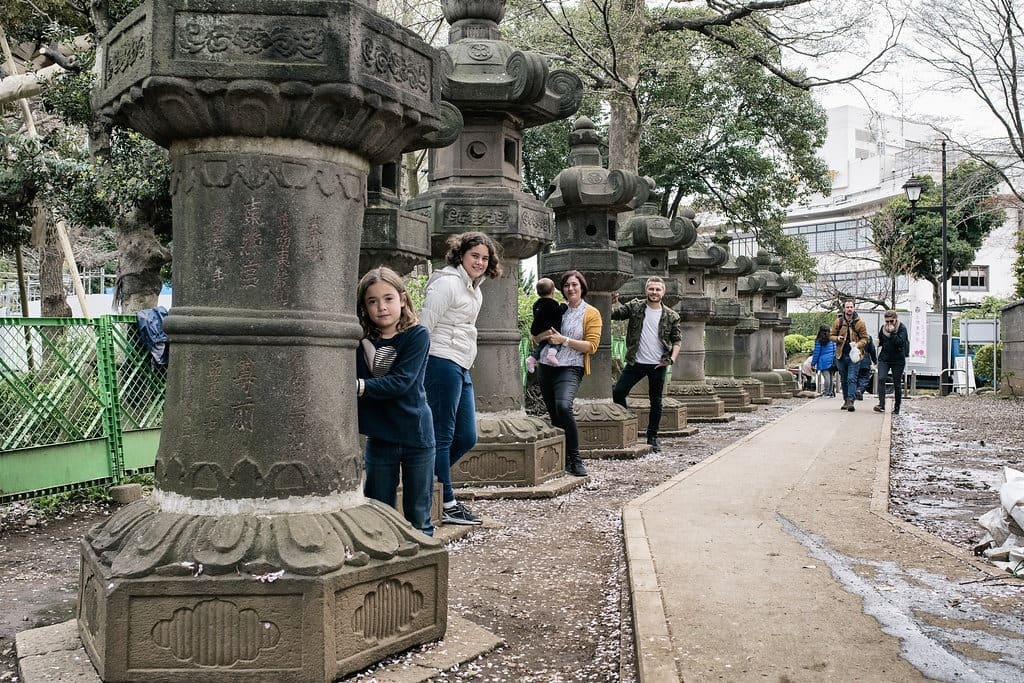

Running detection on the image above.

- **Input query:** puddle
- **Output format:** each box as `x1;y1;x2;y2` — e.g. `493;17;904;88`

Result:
780;514;1024;682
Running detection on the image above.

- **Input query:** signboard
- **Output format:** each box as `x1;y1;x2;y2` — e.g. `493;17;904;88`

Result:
961;319;1000;346
907;300;929;364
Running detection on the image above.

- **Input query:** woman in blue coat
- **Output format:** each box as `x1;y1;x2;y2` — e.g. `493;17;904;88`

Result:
810;324;837;397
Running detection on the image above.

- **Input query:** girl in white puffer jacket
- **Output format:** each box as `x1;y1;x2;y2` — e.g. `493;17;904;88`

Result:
419;232;502;526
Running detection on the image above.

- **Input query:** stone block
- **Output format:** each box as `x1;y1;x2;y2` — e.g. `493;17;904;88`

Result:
108;484;143;505
78;546;447;683
452;433;563;488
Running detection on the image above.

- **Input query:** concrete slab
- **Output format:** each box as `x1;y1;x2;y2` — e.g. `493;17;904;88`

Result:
454;473;590;500
17;614;501;683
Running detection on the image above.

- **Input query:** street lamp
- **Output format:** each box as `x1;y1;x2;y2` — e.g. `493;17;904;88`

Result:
902;139;951;396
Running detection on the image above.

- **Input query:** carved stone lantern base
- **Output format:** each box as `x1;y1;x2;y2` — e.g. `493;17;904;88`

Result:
626;398;698;437
751;371;791;398
665;382;733;422
79;498;447;682
707;377;755;413
773;370;799;395
573;400;653;459
740;377;772;404
452;413;565;489
625;378;697;436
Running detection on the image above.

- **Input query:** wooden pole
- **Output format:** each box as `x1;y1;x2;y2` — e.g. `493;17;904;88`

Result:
0;23;91;317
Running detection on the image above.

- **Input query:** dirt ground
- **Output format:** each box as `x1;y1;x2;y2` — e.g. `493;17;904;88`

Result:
1;393;1021;682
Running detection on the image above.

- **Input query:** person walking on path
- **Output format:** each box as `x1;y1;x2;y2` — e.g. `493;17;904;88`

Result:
874;310;910;414
355;267;435;536
855;336;878;401
830;298;869;412
810;324;836;398
534;270;601;477
419;231;502;525
609;276;682;452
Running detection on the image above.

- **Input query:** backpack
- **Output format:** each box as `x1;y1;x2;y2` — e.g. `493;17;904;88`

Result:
136;306;169;367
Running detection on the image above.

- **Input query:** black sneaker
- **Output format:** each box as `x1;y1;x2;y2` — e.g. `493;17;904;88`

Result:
855;391;864;400
647;437;661;453
873;405;884;413
441;501;483;526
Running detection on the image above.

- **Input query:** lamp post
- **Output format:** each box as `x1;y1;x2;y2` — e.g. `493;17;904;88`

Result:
902;139;951;396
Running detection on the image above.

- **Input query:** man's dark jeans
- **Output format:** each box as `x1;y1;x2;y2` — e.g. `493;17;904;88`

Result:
612;363;667;439
836;356;859;402
876;359;905;410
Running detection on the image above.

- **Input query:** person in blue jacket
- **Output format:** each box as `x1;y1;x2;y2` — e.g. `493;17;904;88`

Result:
356;266;435;536
810;324;836;398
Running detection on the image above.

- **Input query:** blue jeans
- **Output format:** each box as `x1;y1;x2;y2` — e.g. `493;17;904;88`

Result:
364;439;434;536
857;358;873;393
538;365;583;459
612;363;667;439
424;356;477;504
876;360;904;410
836;356;859;401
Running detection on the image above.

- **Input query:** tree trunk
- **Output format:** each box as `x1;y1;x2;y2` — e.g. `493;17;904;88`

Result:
404;151;422;198
608;91;641;174
115;214;171;314
606;0;643;174
39;218;72;318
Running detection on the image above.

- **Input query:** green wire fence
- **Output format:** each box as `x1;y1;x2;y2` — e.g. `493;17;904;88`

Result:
0;316;166;502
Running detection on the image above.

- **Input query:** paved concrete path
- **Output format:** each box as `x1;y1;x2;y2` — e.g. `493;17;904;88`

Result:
624;398;1024;682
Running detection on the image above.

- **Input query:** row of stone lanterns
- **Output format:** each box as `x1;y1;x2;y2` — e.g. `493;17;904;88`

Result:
80;0;803;681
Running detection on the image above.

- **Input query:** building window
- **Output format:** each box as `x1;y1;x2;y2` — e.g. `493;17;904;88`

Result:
951;265;989;291
802;269;909;300
784;218;871;254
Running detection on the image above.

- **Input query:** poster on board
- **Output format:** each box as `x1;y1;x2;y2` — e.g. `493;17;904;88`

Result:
908;300;928;364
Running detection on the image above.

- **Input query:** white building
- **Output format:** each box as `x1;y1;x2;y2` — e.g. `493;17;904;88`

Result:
729;105;1021;313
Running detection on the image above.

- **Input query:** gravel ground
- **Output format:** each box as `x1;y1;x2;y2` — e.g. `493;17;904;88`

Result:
1;393;1021;682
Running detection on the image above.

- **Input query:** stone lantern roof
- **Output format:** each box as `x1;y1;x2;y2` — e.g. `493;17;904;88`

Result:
541;117;648;291
618;182;698;305
440;0;582;126
93;0;462;162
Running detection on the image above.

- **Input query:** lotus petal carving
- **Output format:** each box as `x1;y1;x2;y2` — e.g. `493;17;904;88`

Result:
84;498;439;578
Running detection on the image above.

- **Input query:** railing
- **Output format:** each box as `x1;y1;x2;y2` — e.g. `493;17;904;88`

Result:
0;315;166;502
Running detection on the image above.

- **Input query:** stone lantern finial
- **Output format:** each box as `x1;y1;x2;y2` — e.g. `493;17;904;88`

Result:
568;116;603;167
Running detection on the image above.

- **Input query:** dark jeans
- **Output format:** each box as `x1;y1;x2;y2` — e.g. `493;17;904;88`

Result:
876;360;905;410
612;363;667;439
857;357;873;393
836;356;859;401
364;439;434;536
424;356;477;504
538;365;584;459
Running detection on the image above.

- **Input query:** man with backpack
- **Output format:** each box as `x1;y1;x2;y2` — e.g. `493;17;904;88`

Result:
829;299;869;412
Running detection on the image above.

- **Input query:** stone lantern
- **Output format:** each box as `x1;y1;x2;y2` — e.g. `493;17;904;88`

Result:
666;237;733;422
617;185;699;437
540;117;651;458
750;250;793;398
406;0;584;492
82;2;460;681
774;276;805;392
704;228;756;412
736;273;772;404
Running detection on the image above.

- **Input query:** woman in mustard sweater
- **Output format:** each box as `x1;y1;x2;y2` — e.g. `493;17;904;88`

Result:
534;270;601;477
